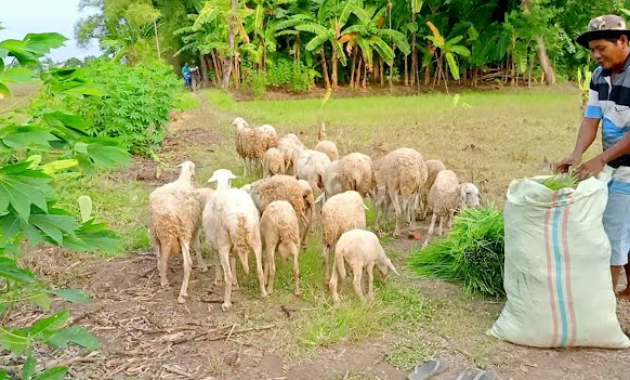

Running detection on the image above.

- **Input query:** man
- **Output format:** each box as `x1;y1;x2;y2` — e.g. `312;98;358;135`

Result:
182;62;192;90
555;15;630;298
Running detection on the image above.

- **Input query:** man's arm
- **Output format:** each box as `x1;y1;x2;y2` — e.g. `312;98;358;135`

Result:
572;117;601;157
600;132;630;164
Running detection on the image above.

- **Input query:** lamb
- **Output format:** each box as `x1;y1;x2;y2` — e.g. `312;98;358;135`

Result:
260;201;301;297
297;149;331;197
148;161;206;304
320;152;375;202
203;169;267;311
418;159;446;220
373;148;428;236
277;133;304;176
248;175;315;245
329;229;399;305
262;147;286;178
422;170;480;248
233;117;279;177
321;191;368;282
314;140;340;162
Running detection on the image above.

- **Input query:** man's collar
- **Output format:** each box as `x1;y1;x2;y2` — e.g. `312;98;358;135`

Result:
601;52;630;77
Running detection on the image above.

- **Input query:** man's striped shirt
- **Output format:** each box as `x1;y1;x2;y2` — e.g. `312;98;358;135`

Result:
586;56;630;169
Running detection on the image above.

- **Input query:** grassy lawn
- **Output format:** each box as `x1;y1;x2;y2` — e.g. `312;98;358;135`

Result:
32;85;628;379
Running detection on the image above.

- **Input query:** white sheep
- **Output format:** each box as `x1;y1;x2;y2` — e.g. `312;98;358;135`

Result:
422;170;480;248
373;148;428;236
314;140;340;162
418;159;446;220
262;147;286;178
233;117;279;177
321;191;368;282
329;229;399;305
320;152;375;203
260;201;301;296
148;161;206;304
278;133;304;176
204;169;267;311
297;149;331;197
248;175;315;246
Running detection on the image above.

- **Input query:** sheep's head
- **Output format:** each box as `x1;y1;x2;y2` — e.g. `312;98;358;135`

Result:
232;117;249;130
177;161;196;181
376;255;400;280
208;169;237;191
240;183;252;193
459;183;480;208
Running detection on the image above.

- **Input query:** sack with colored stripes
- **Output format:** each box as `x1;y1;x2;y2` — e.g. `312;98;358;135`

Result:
488;174;630;349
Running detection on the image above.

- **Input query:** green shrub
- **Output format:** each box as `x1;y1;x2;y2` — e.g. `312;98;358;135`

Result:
251;70;267;99
173;90;200;112
266;58;316;93
64;60;180;156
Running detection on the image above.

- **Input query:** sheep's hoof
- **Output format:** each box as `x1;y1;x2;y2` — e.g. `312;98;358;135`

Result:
221;302;232;312
177;295;187;304
198;265;209;273
294;290;302;298
213;279;223;286
261;290;269;298
160;280;170;288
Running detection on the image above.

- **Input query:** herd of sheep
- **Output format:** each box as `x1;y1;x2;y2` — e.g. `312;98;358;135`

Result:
147;117;481;312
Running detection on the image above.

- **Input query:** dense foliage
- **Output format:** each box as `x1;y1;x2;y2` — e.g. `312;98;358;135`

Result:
409;207;505;298
0;29;131;378
62;60;180;155
77;0;628;92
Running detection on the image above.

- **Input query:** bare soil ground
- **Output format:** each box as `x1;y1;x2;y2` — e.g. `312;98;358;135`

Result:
8;90;630;380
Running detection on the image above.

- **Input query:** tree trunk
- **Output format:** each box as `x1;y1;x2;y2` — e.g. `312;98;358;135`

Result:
357;55;362;90
200;53;210;87
362;57;368;90
331;46;339;90
379;58;384;87
321;48;331;89
350;47;357;88
222;0;238;90
211;51;223;84
154;20;161;59
424;42;432;86
536;36;556;85
404;56;409;86
411;13;417;86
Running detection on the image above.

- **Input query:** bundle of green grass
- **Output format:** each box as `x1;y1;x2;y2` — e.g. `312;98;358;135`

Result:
408;206;505;298
540;172;579;190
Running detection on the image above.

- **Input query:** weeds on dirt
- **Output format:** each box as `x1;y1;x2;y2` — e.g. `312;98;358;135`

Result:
386;341;432;369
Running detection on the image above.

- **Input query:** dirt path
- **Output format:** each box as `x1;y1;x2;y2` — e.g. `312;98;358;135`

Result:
12;92;630;380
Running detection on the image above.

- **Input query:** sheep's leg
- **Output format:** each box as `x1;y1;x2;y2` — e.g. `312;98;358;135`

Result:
241;157;248;177
329;254;341;306
353;270;366;303
366;263;375;301
252;237;268;298
178;241;193;304
322;245;331;284
157;242;170;288
291;243;301;297
193;229;208;273
219;247;233;312
392;193;403;236
448;210;455;230
213;249;223;286
230;257;240;291
422;213;438;249
265;240;277;295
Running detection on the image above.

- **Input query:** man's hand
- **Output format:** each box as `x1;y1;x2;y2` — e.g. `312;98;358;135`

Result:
576;156;606;180
553;153;582;174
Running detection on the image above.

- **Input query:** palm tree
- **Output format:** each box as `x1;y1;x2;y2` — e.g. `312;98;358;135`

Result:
425;21;470;92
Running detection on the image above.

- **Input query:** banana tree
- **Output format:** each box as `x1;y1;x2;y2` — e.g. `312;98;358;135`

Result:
425;21;470;92
339;1;410;89
295;0;357;90
409;0;423;86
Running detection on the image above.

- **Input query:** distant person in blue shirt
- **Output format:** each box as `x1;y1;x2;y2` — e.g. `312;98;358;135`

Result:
182;62;192;90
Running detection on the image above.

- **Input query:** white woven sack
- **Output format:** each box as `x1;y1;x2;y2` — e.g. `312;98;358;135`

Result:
488;173;629;348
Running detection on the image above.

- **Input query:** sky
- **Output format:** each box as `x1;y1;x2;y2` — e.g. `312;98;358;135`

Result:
0;0;102;62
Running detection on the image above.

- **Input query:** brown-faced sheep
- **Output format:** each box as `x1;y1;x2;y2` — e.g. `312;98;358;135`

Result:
262;147;286;178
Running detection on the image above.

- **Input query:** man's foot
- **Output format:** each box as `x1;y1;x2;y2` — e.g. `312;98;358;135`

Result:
616;287;630;301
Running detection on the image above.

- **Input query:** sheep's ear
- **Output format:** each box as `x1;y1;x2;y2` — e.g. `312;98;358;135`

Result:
315;193;325;204
230;173;237;180
363;202;369;211
387;259;400;276
208;175;217;183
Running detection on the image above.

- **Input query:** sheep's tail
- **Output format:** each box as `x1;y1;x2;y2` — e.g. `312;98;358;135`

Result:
335;248;347;279
232;215;251;275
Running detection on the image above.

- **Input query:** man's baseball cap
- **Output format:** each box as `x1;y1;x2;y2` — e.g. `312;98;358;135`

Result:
577;15;630;49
